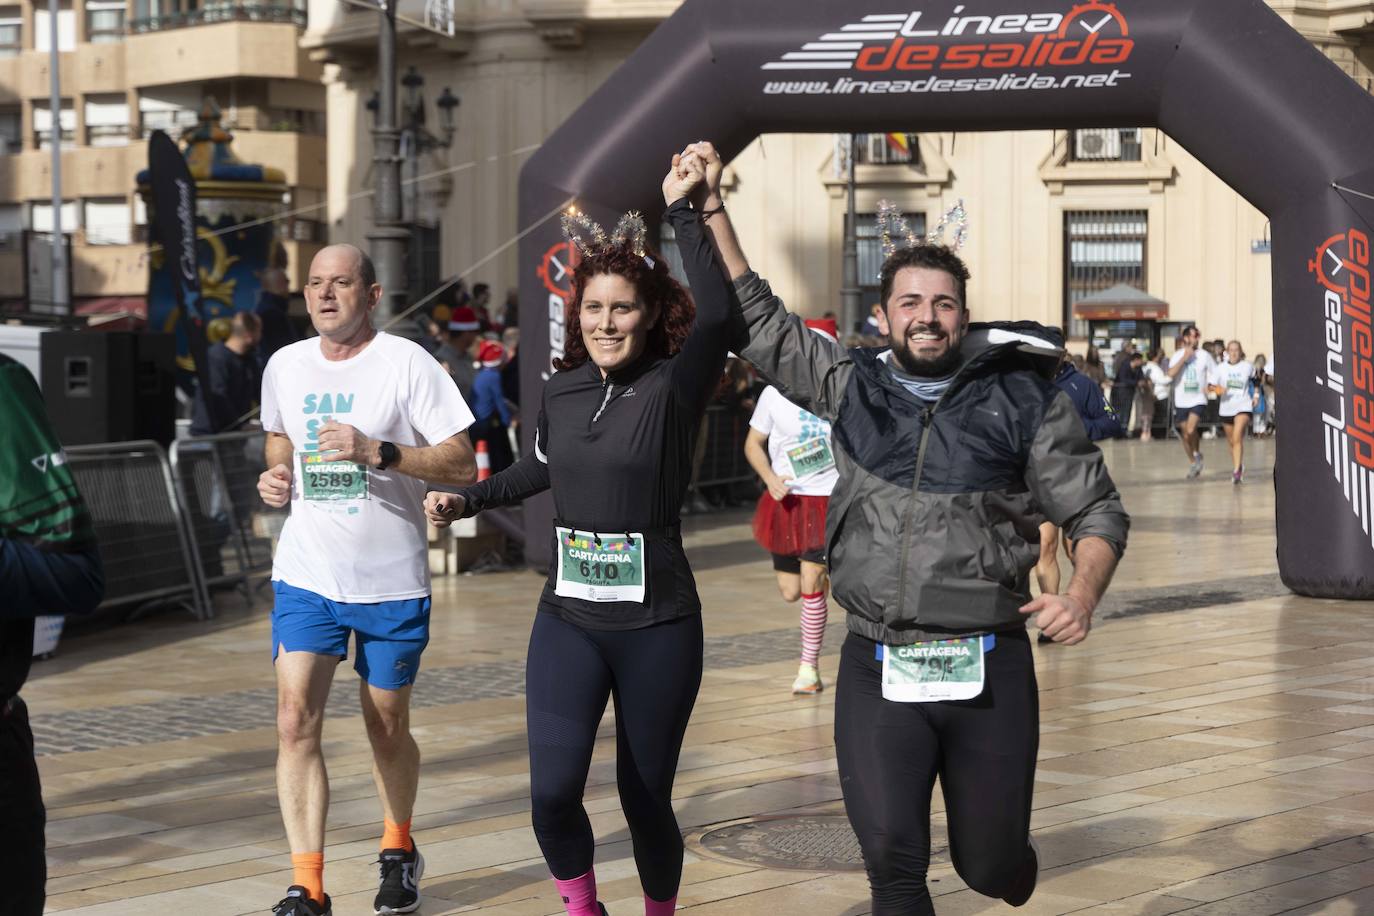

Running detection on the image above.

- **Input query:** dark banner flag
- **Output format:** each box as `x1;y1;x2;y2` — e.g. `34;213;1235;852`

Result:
147;130;211;407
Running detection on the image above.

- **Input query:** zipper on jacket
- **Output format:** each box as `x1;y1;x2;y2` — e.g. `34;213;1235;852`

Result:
892;398;943;620
591;376;615;424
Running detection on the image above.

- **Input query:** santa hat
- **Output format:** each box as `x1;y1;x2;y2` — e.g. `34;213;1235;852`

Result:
804;317;839;343
476;339;506;368
448;306;480;332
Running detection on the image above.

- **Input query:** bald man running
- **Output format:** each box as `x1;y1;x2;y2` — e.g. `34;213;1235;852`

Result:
256;244;477;915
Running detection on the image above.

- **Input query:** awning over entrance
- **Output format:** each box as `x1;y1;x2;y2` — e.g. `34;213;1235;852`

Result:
1072;284;1169;321
76;297;148;328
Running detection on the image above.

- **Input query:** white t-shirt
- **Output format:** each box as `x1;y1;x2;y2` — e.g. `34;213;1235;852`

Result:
748;386;839;497
1212;359;1256;417
1142;361;1171;401
261;332;474;602
1169;348;1216;409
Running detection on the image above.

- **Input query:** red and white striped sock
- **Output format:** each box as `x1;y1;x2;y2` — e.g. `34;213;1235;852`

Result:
800;592;828;667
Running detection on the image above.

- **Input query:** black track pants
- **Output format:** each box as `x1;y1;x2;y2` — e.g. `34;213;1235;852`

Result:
835;630;1039;915
525;611;703;901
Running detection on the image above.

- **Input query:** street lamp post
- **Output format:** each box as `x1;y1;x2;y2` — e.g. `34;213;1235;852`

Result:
368;65;458;315
840;133;862;338
366;37;459;332
367;0;408;329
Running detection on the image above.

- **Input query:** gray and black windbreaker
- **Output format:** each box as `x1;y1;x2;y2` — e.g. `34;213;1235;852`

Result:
733;272;1129;646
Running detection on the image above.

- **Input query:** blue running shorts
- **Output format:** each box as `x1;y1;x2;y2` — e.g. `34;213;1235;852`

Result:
271;580;431;689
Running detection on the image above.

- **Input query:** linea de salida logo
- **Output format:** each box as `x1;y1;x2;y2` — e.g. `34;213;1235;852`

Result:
762;1;1132;74
1312;227;1374;547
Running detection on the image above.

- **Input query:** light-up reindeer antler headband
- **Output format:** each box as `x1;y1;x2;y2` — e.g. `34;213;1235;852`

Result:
561;207;655;268
875;199;970;276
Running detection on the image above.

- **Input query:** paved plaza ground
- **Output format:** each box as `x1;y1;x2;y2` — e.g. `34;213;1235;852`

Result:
25;437;1374;915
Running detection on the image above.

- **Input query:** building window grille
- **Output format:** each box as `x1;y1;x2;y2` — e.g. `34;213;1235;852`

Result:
1064;210;1148;339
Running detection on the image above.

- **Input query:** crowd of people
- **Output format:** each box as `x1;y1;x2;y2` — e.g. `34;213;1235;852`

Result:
1074;332;1274;483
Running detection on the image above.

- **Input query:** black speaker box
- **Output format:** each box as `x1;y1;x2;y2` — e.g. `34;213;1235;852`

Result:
40;331;177;447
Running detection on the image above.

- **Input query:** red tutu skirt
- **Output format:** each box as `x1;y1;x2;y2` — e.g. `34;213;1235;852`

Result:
752;492;829;557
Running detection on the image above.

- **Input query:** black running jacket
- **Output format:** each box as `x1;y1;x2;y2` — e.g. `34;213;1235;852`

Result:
453;199;732;630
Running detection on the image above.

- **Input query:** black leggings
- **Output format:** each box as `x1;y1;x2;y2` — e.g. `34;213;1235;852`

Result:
835;630;1039;915
525;611;703;902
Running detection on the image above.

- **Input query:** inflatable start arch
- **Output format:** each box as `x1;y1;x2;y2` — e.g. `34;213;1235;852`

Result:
518;0;1374;600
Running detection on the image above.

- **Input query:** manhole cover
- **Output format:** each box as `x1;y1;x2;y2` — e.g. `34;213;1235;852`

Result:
698;815;949;872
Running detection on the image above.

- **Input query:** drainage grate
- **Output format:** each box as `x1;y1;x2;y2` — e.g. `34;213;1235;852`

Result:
698;814;950;872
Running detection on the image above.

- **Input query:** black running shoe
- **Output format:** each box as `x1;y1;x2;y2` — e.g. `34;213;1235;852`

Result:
374;844;425;914
272;886;331;915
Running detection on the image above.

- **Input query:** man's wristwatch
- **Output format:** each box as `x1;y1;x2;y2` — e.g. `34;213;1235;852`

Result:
377;441;399;470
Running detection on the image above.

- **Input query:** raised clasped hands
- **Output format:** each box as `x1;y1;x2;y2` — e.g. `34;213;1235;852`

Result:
663;141;726;209
663;149;706;206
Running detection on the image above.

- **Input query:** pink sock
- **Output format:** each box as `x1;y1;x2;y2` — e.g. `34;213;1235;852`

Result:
645;893;678;915
800;591;828;667
552;870;599;916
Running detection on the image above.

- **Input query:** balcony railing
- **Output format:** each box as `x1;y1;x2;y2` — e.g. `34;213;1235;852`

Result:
129;3;305;33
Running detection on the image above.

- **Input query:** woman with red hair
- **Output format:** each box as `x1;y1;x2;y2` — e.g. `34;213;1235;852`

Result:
424;151;733;916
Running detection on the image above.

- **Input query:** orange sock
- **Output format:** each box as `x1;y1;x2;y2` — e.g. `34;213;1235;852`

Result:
290;852;325;905
381;817;413;852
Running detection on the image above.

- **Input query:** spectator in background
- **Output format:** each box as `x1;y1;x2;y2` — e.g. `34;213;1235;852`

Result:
255;267;298;370
1109;343;1141;434
469;340;514;474
861;303;883;337
500;326;520;413
1252;354;1271;435
1082;345;1108;392
435;307;481;403
191;311;263;435
496;288;519;332
419;315;445;357
1;353;105;915
471;283;493;329
1139;348;1171;442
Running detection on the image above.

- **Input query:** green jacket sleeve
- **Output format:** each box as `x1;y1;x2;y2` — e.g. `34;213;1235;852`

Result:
0;358;97;551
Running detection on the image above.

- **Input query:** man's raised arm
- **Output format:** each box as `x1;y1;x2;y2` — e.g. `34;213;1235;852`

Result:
685;142;851;422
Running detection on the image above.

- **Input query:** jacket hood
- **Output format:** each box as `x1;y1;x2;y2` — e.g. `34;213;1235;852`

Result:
857;320;1064;398
960;321;1064;377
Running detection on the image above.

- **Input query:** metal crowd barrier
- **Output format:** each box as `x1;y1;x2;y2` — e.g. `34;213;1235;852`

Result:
169;431;283;613
64;441;209;620
691;404;758;495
